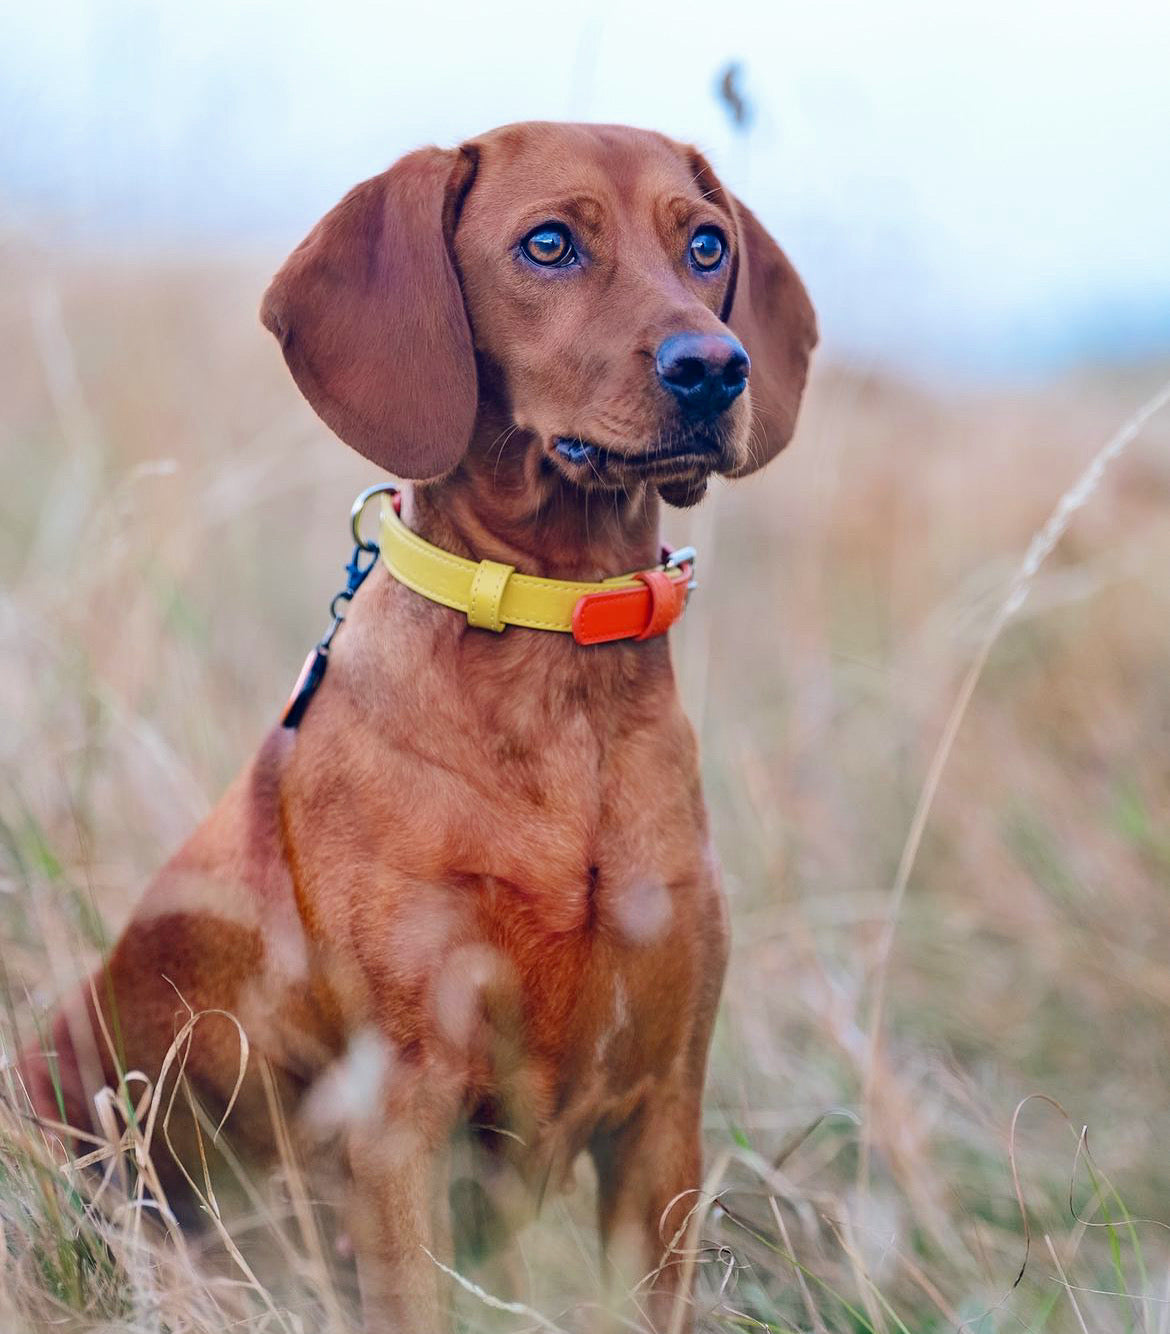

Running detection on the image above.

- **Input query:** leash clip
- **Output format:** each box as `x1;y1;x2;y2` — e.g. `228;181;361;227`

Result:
320;544;379;650
282;484;398;729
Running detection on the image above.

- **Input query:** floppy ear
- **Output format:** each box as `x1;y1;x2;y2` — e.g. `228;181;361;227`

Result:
723;195;818;476
261;146;479;480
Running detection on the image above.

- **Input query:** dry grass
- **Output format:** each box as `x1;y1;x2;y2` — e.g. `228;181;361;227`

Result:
2;235;1170;1332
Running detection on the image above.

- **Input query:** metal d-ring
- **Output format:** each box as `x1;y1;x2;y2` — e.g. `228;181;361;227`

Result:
350;482;400;553
664;544;699;592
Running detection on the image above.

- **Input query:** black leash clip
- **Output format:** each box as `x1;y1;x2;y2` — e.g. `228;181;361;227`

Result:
281;484;399;729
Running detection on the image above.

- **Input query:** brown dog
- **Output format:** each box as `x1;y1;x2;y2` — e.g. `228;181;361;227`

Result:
19;122;815;1331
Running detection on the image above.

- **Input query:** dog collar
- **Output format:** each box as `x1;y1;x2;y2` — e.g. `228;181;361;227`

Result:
377;488;695;645
283;483;696;728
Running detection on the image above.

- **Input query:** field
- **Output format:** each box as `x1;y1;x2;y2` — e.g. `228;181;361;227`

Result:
2;239;1170;1332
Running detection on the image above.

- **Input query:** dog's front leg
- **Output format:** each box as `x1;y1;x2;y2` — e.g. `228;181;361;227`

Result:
591;1085;704;1334
347;1116;454;1334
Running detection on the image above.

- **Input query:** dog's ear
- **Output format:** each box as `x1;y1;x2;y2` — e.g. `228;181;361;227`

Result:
261;146;479;480
721;195;818;476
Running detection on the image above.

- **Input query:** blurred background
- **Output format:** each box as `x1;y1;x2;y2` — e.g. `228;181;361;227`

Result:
4;0;1170;376
2;2;1170;1331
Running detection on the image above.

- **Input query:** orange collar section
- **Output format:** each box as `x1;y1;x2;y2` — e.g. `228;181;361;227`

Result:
373;486;696;646
572;563;693;644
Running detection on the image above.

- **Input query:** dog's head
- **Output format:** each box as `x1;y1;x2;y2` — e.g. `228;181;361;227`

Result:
262;122;816;509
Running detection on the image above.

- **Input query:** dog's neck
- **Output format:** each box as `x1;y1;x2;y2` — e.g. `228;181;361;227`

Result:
405;428;664;584
348;420;681;726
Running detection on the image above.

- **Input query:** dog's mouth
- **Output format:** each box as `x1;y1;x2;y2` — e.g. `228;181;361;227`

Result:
550;429;727;486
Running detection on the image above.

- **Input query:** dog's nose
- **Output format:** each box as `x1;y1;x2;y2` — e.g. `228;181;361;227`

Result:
655;332;750;419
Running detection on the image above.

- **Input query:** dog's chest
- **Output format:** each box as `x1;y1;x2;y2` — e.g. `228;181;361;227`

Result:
468;802;722;1130
284;631;723;1126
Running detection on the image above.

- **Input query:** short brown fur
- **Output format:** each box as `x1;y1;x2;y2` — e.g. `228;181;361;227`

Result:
19;122;816;1332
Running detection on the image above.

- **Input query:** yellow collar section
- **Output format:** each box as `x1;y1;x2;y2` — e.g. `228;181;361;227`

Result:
377;494;693;639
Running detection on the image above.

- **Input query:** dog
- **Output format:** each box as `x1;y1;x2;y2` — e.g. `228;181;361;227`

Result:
18;121;815;1332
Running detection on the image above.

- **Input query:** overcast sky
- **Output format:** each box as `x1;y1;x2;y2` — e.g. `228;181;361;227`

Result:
2;0;1169;378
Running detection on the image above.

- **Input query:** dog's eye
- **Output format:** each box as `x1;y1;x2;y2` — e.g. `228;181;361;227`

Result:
523;225;575;267
689;228;725;271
